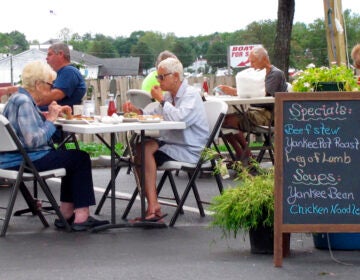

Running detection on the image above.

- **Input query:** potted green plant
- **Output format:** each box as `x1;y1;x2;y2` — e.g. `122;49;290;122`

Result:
292;65;360;250
209;161;278;254
291;65;358;92
86;84;94;100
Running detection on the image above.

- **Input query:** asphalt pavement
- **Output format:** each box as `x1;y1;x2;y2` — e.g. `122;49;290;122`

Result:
1;165;360;280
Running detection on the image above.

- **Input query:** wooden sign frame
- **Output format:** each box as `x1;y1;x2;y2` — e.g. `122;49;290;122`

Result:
274;92;360;267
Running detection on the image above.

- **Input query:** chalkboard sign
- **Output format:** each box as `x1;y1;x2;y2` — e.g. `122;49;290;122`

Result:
274;92;360;267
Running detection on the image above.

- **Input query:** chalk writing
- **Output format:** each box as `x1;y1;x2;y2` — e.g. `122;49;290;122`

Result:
291;168;338;186
286;186;354;205
284;137;359;154
289;203;360;216
288;102;350;121
281;99;360;224
284;123;341;135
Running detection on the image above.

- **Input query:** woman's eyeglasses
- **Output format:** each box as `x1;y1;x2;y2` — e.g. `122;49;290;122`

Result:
156;73;173;81
41;81;54;89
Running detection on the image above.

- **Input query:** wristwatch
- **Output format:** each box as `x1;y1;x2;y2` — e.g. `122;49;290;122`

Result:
160;100;165;107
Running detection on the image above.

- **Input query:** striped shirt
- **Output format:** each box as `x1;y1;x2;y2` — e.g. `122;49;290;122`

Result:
0;88;56;168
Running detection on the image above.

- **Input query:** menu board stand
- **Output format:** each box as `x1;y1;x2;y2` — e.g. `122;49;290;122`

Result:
274;92;360;267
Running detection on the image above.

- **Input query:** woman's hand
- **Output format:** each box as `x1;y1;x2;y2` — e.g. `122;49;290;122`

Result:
46;101;63;122
60;105;72;118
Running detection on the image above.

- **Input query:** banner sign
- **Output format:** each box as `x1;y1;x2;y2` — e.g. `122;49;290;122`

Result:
228;44;261;68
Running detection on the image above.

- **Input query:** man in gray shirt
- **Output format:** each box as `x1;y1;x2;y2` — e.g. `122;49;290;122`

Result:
219;46;288;160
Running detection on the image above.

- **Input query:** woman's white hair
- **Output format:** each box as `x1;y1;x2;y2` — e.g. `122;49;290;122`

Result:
21;61;57;90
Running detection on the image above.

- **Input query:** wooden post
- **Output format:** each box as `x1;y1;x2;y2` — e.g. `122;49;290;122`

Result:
323;0;346;66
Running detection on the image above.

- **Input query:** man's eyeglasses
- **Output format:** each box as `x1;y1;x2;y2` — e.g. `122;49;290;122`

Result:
156;73;173;81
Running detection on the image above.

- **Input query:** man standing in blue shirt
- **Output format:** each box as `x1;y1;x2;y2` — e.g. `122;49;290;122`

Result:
38;42;86;111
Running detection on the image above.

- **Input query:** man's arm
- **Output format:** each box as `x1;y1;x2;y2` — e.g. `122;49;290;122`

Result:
216;85;237;96
36;88;66;106
0;86;18;97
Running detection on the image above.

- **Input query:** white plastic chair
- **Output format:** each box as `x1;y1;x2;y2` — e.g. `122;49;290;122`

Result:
126;89;153;109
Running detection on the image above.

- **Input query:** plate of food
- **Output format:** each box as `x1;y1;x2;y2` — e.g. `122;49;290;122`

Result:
138;115;163;123
99;115;123;124
123;112;139;122
57;115;95;124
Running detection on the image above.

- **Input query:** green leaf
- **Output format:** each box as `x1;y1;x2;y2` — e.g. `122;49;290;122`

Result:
209;165;274;239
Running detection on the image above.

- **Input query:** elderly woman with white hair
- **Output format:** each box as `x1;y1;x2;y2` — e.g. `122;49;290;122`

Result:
0;61;108;231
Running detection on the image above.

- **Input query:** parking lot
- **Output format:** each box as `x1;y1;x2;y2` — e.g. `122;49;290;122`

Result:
1;167;360;280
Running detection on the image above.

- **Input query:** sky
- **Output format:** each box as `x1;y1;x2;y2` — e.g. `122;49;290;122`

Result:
0;0;358;43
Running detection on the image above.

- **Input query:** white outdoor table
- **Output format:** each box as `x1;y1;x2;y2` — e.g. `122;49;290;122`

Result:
58;120;186;230
205;95;274;106
206;95;275;163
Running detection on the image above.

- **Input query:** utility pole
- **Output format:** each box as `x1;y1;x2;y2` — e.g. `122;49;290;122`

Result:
10;54;13;85
323;0;347;66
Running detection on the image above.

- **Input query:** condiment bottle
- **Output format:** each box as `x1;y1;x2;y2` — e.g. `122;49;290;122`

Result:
202;78;209;94
107;93;117;116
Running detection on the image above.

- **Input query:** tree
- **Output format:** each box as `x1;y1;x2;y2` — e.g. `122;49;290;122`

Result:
343;9;360;56
139;31;175;56
289;22;315;70
6;6;360;75
8;31;29;53
69;33;90;52
0;33;12;54
131;41;154;73
274;0;295;80
58;28;71;43
206;41;227;70
114;32;142;57
87;35;118;58
0;31;28;54
172;40;195;68
243;20;277;50
301;19;327;67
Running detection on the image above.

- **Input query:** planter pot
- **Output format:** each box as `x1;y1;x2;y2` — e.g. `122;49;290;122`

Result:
314;81;344;92
313;233;360;250
249;225;274;254
249;226;291;255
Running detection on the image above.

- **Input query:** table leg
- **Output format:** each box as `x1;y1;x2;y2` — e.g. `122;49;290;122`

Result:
110;132;116;224
91;130;166;232
140;130;146;219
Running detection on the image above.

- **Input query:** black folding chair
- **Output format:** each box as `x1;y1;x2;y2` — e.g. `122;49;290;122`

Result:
0;115;71;236
220;109;275;165
13;130;79;216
